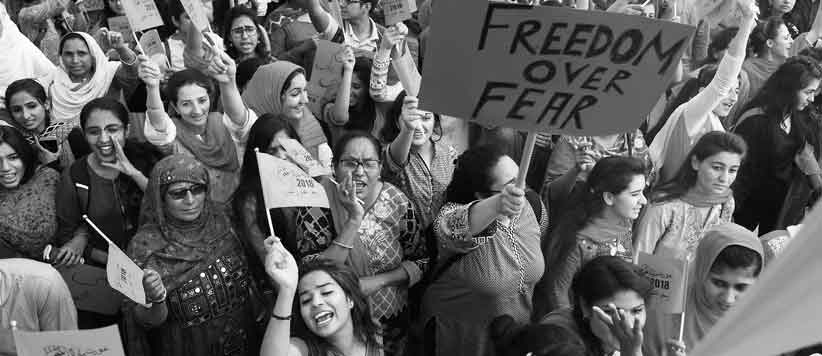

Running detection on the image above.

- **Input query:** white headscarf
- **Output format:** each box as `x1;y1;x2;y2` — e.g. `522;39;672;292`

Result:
45;32;121;123
0;2;55;109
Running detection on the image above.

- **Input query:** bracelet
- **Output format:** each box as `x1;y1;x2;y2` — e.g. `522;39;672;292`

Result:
271;313;292;320
332;240;353;249
121;53;138;66
149;289;167;304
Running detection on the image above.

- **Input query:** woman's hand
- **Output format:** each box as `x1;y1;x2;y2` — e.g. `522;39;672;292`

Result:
379;23;408;51
400;96;423;133
666;339;687;356
99;139;139;177
54;236;87;267
340;46;355;73
32;136;61;165
737;0;759;20
142;269;167;303
337;171;365;220
100;28;128;50
496;184;525;217
593;305;644;356
138;55;162;88
207;49;237;84
264;236;299;292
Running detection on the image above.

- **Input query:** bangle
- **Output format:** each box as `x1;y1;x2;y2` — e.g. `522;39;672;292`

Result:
271;313;291;320
121;53;138;66
332;240;353;249
149;289;167;304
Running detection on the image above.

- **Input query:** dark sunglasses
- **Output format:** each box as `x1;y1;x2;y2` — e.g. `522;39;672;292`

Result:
166;184;207;200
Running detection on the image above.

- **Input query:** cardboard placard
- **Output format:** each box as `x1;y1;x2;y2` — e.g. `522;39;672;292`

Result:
636;252;686;314
256;152;330;209
419;3;694;135
58;264;123;315
306;39;346;117
382;0;415;26
107;16;133;43
279;138;333;177
120;0;163;32
106;243;146;305
14;325;125;356
180;0;210;31
139;28;167;67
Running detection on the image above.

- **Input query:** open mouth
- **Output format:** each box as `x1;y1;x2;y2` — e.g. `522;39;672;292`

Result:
0;172;18;185
313;311;334;327
97;143;114;156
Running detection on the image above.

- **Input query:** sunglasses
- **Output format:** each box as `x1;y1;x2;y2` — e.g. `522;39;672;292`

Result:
166;184;207;200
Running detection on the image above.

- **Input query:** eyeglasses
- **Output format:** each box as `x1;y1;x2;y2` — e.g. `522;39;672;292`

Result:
339;158;380;171
166;184;208;200
231;26;257;36
339;0;362;5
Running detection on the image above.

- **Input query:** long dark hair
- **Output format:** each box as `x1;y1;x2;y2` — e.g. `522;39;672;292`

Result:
652;131;748;202
79;97;130;129
0;126;38;186
646;65;719;142
4;79;50;130
295;259;381;356
547;157;646;268
235;113;299;241
380;90;443;144
222;6;269;61
444;144;508;204
343;57;378;134
696;27;739;69
737;55;822;146
570;256;652;356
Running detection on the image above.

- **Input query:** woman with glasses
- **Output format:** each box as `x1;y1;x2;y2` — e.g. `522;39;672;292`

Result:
53;97;158;328
295;131;425;355
417;144;547;356
124;154;261;356
223;6;270;62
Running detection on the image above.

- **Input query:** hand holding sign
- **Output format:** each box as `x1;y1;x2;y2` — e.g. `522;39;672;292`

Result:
264;236;299;291
340;46;355;73
379;23;408;51
142;268;166;303
83;216;147;305
400;96;424;133
496;184;525;218
138;54;162;87
180;0;210;31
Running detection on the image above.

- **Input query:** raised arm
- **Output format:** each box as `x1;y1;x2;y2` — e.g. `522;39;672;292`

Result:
138;55;171;134
206;50;248;127
805;2;822;45
370;24;408;102
327;46;355;126
261;237;305;356
680;2;756;136
303;0;333;36
387;96;422;167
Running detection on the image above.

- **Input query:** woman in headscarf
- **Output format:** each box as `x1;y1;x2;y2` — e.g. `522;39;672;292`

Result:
0;126;60;259
41;31;138;125
635;132;747;261
0;2;55;123
139;49;258;205
643;223;764;356
241;61;327;158
125;154;260;356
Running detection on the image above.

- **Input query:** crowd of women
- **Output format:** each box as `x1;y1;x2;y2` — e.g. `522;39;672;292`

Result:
0;0;820;354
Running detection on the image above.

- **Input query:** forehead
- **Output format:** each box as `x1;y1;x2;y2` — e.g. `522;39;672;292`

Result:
9;91;39;105
298;270;339;292
593;290;644;309
166;181;197;190
801;79;821;92
177;84;210;99
287;73;308;90
231;15;254;28
709;267;757;284
62;38;90;52
703;151;742;165
624;174;646;192
341;137;378;158
0;142;17;156
84;110;123;128
488;155;518;186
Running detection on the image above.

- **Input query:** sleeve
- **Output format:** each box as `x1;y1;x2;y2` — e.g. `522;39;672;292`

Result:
544;243;583;312
369;49;392;102
35;266;78;331
270;27;288;58
732;116;762;209
222;108;257;145
795;142;822;175
633;203;671;256
295;207;336;262
399;205;427;287
143;112;177;148
318;12;342;41
54;167;82;244
681;52;744;137
382;140;408;174
322;100;343;126
433;202;490;255
112;61;140;100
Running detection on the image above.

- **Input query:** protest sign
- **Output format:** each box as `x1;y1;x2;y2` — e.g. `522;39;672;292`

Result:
58;264;123;315
14;325;125;356
106;243;146;305
382;0;415;26
636;252;687;313
691;201;822;356
307;40;346;116
107;16;133;40
180;0;210;31
419;2;694;136
139;29;165;57
256;151;330;209
120;0;163;32
280;138;332;177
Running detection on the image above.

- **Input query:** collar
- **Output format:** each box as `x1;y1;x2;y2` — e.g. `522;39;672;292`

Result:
344;17;379;43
